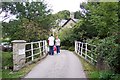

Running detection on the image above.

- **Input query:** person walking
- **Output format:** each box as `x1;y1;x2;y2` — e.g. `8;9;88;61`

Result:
55;36;60;54
48;34;55;55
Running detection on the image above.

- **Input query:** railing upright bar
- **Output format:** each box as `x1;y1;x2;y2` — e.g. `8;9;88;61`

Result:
81;42;83;56
75;41;77;53
43;41;45;55
85;43;87;60
31;42;34;61
78;43;80;54
75;41;97;65
45;40;47;54
38;41;41;57
91;53;93;63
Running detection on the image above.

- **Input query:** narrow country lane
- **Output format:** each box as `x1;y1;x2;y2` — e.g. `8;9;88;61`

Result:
24;50;87;78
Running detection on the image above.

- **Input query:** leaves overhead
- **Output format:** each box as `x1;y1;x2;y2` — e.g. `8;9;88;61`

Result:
2;1;54;41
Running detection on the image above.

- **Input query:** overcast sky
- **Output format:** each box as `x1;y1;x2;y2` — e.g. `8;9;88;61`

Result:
44;0;87;14
0;0;87;22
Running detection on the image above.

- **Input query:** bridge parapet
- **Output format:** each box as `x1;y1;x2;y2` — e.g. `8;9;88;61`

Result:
75;41;97;65
12;40;26;71
12;40;48;71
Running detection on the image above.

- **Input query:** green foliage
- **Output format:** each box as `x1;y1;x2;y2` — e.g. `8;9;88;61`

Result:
96;36;119;73
74;11;82;19
53;10;70;20
80;2;118;39
59;28;75;47
74;3;119;74
2;62;38;78
89;70;120;80
68;46;74;51
2;2;51;21
99;71;114;80
57;2;120;79
2;52;13;68
2;2;54;42
60;46;69;50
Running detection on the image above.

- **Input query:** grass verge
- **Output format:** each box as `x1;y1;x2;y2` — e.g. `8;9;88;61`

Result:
74;52;120;80
2;51;45;78
2;62;38;78
73;52;99;79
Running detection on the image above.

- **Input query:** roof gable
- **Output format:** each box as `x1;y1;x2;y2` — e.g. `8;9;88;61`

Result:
62;18;78;27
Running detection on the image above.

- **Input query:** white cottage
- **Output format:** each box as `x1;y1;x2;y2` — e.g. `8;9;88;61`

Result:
58;12;79;31
52;12;79;35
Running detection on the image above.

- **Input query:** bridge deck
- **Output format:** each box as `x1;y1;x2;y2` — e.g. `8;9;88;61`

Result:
24;50;86;78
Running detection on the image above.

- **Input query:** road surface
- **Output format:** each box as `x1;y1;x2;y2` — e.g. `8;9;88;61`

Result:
25;50;86;78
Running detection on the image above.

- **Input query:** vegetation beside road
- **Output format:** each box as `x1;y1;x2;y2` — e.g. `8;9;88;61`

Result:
75;53;120;80
2;52;41;78
59;2;120;79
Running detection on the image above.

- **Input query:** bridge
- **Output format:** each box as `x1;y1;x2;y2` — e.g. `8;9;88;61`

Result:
11;40;97;78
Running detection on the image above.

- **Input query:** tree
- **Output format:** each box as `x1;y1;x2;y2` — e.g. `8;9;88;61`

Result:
82;2;118;38
74;11;82;19
2;1;54;41
53;10;70;20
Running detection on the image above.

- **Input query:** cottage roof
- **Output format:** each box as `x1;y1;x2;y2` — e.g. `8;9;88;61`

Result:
61;18;78;27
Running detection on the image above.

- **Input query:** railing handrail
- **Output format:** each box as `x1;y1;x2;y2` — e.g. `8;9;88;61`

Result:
25;40;48;64
75;41;97;65
75;41;96;47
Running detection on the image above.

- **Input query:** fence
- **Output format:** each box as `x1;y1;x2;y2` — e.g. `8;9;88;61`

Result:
75;41;97;65
12;40;48;71
25;40;48;64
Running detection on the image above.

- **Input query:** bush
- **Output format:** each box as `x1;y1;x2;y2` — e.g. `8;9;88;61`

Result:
60;46;69;50
95;36;119;73
68;46;74;51
2;52;13;69
99;71;114;80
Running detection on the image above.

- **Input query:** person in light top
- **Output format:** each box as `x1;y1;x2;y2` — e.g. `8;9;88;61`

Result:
55;36;60;54
48;34;55;55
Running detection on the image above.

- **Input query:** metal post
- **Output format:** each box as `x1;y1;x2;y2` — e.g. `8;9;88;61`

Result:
45;40;47;54
31;42;34;61
85;43;87;59
38;41;41;57
43;40;45;56
75;41;77;53
81;42;83;56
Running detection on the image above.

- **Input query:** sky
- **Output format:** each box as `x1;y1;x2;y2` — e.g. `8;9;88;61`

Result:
44;0;87;14
0;0;87;22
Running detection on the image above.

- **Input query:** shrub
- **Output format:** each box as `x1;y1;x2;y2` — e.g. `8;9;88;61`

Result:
96;36;119;73
68;46;74;51
2;52;13;69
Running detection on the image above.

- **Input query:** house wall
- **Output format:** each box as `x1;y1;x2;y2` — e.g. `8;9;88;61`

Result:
62;20;76;29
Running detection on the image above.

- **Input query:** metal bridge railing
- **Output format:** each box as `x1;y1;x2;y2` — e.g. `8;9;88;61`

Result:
75;41;97;65
25;40;48;64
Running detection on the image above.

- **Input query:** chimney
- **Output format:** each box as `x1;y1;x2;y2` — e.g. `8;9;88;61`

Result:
70;12;74;19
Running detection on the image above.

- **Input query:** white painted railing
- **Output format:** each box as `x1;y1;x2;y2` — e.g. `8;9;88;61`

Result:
75;41;97;65
25;40;48;63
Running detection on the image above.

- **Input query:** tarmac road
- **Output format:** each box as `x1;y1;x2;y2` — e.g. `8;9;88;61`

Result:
25;50;86;78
